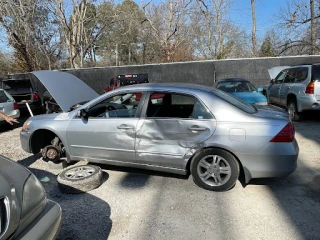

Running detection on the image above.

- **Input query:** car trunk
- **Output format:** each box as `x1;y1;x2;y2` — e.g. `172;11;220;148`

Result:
254;105;290;120
2;80;33;103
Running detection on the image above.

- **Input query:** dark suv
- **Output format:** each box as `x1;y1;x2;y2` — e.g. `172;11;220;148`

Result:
1;75;42;114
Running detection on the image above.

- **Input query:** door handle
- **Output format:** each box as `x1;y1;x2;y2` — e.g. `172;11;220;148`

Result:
188;126;207;131
117;124;134;130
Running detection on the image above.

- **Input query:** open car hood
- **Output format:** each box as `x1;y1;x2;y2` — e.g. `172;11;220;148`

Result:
32;70;99;112
268;66;290;80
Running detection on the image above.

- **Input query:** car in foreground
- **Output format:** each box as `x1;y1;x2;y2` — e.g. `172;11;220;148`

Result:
264;64;320;121
0;88;20;125
216;78;267;105
20;70;298;191
0;154;61;239
1;76;42;114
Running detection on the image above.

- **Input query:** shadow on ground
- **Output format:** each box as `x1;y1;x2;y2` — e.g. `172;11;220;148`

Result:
18;155;113;240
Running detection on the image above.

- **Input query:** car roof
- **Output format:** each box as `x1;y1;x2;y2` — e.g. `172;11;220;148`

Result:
114;83;216;93
217;78;249;83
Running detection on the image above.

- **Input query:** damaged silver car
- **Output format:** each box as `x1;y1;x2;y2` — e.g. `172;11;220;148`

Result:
20;70;299;191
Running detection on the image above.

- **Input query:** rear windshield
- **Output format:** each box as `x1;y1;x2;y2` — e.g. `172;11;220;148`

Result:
312;65;320;81
2;80;32;90
211;89;257;114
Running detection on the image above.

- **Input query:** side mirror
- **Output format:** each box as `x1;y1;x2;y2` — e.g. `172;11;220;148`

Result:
77;109;88;119
270;79;275;84
257;87;263;92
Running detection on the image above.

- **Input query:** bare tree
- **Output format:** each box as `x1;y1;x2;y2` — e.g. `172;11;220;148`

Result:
52;0;115;68
251;0;257;56
276;0;320;55
143;0;193;62
0;0;61;71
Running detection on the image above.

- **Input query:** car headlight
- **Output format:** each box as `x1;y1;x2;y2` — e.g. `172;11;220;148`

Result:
255;102;268;105
22;120;32;131
21;174;46;218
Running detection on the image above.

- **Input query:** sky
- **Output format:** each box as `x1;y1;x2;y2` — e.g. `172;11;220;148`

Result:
230;0;288;37
0;0;289;53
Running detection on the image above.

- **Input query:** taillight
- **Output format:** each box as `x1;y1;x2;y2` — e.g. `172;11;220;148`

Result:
33;93;40;100
14;102;19;110
270;123;295;142
305;82;314;94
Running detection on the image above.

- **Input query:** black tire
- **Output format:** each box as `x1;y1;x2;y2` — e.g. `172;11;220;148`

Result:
190;148;239;191
287;99;301;122
57;165;103;194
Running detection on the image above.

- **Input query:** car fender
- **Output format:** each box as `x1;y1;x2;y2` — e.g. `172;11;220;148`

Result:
29;125;71;162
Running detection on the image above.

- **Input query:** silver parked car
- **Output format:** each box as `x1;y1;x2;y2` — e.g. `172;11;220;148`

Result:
20;71;299;191
0;88;20;125
265;64;320;121
0;155;61;239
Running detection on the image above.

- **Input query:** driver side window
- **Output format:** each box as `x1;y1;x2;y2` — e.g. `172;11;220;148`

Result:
87;92;143;118
275;70;287;84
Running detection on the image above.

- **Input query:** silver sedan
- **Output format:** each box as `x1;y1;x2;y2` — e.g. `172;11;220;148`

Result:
0;89;20;125
20;71;299;191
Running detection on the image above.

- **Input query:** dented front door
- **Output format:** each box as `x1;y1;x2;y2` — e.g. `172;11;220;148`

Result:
135;119;216;169
67;118;138;162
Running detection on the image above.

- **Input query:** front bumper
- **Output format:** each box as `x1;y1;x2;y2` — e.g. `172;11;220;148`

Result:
20;130;32;153
238;139;299;183
15;199;62;240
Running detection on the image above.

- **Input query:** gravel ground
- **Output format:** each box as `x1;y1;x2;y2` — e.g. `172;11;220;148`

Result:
0;116;320;240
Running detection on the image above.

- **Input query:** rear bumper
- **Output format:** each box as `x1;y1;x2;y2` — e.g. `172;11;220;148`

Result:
238;139;299;183
297;95;320;112
15;200;62;240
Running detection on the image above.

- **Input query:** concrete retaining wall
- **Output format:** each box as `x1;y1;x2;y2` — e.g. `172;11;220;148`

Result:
64;55;320;93
5;55;320;94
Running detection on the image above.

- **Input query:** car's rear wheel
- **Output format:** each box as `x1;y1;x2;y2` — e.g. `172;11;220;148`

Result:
288;99;301;122
191;148;239;191
57;165;103;194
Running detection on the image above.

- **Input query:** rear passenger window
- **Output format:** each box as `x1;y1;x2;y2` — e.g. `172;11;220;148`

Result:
284;69;297;83
295;67;308;82
146;92;213;119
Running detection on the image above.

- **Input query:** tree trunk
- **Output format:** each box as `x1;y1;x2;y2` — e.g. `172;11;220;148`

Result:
251;0;257;57
310;0;315;54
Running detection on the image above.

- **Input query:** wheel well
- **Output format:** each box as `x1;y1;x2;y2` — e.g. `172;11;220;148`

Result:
287;94;296;107
30;129;58;154
186;147;245;181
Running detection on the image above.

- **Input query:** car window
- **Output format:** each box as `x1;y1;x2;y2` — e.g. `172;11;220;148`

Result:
275;70;287;84
86;92;143;118
146;92;213;119
312;65;320;81
284;68;297;83
212;89;257;114
216;81;256;92
295;67;308;82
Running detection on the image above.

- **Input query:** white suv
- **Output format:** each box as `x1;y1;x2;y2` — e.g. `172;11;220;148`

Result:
265;64;320;121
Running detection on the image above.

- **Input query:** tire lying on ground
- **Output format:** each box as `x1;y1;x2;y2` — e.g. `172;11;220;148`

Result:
57;165;103;194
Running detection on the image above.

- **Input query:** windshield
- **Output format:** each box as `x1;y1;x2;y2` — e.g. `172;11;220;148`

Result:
217;81;257;92
211;88;257;114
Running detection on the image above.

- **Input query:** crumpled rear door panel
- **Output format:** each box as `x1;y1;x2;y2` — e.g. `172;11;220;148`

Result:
135;119;216;169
